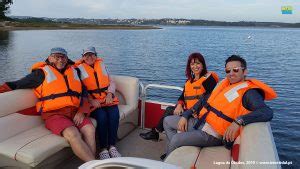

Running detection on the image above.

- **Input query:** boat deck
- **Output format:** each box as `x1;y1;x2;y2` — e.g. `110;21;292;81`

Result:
56;128;167;168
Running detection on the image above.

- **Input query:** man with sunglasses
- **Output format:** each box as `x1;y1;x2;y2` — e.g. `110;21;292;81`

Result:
0;47;96;162
163;55;277;156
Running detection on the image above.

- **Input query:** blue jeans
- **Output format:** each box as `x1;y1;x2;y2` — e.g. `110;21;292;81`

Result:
91;105;120;149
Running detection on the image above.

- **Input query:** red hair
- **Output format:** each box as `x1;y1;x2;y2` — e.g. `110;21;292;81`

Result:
185;52;207;81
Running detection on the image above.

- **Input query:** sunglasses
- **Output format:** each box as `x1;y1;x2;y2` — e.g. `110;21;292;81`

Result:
225;67;244;74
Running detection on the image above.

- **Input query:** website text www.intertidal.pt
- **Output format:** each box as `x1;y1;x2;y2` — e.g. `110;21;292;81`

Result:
213;160;293;166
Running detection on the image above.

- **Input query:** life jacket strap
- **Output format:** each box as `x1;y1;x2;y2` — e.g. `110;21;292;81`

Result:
38;90;81;101
184;95;202;100
193;103;234;129
88;86;109;94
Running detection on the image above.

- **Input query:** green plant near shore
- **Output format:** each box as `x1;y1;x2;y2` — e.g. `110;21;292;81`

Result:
0;0;13;20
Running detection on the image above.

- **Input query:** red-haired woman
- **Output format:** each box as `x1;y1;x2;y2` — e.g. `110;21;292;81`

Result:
140;52;218;143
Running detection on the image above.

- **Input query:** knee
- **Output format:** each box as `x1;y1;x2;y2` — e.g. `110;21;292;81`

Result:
63;126;81;140
163;116;172;127
81;124;96;136
170;135;183;148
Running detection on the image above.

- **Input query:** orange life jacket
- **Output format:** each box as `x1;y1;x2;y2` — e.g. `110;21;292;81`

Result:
197;78;277;138
184;72;219;109
31;62;82;113
76;58;119;107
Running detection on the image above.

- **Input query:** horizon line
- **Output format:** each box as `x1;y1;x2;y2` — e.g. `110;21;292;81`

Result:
8;15;300;24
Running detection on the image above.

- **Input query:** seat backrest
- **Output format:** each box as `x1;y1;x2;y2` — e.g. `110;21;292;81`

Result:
0;89;37;118
111;75;139;110
0;89;41;142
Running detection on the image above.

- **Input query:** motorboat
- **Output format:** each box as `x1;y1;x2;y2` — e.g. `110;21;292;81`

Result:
0;75;281;169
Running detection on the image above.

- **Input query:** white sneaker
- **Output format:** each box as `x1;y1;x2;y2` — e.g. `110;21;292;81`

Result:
108;146;121;158
99;149;110;160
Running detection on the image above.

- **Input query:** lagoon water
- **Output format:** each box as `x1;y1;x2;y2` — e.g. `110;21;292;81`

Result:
0;26;299;168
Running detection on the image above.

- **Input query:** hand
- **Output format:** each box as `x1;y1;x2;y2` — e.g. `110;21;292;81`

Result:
223;122;240;142
77;98;92;116
105;93;113;104
89;99;101;108
177;117;188;132
73;112;85;126
0;83;12;93
173;104;184;115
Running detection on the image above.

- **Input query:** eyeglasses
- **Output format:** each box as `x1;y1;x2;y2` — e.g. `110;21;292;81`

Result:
225;67;244;74
51;54;67;60
83;53;96;57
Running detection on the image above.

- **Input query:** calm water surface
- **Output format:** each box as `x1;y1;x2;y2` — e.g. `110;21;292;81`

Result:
0;26;299;168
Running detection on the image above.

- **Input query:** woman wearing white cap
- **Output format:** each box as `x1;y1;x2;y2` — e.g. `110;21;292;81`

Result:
76;47;121;160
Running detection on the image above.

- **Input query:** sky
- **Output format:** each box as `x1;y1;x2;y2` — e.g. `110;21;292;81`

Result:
8;0;300;23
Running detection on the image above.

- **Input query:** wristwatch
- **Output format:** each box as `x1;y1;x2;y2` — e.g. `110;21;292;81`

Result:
234;117;245;126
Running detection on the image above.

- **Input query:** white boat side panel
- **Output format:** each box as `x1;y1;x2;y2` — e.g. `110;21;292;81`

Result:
0;89;37;118
239;122;281;169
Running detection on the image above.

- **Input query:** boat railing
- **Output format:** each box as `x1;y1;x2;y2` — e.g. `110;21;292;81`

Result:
139;82;183;129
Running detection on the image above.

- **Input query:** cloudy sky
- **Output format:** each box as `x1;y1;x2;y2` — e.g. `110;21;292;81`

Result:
9;0;299;23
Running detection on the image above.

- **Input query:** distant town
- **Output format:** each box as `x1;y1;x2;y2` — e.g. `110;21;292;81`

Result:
20;16;300;28
4;16;300;28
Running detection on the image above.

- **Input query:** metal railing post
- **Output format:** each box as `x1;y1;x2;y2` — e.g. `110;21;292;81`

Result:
139;83;183;129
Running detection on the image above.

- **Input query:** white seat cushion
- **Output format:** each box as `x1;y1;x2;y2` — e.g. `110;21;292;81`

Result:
0;125;69;167
165;146;201;168
118;104;132;121
196;146;230;169
165;146;230;169
0;113;43;143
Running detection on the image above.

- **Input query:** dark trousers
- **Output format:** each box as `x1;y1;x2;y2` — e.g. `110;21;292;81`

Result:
156;106;175;132
91;105;120;149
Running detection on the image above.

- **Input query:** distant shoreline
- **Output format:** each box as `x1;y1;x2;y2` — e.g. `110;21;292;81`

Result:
1;17;300;31
6;17;299;28
0;21;161;31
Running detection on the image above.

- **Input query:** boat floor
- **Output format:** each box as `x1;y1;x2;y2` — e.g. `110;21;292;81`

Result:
56;128;167;168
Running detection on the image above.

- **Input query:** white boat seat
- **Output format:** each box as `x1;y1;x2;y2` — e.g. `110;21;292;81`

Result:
165;146;230;169
165;122;280;169
0;125;68;166
0;75;140;168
